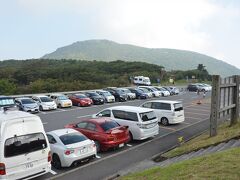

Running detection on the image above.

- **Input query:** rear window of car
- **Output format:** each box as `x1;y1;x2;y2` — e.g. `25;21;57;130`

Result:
139;111;156;121
112;110;138;121
174;103;183;111
76;94;87;98
4;133;47;158
100;121;119;131
60;133;87;145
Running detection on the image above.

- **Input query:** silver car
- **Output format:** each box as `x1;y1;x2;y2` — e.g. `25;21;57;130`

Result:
47;128;96;169
15;97;39;113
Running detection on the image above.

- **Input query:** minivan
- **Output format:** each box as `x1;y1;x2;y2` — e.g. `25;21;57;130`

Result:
0;109;51;179
140;100;185;126
93;106;159;141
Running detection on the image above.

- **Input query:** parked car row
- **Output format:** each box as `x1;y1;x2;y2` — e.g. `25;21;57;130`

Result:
0;85;180;114
187;83;212;92
0;93;185;179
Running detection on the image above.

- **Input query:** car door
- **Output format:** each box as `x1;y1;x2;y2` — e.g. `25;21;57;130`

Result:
152;102;172;121
15;100;22;110
47;134;62;156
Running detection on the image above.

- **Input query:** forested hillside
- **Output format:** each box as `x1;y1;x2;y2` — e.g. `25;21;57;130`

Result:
0;59;209;95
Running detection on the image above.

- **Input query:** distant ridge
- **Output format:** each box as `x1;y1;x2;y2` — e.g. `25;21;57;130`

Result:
42;39;240;77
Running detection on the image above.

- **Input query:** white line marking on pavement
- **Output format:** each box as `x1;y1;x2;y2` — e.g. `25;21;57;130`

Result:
126;144;132;147
42;122;48;125
50;170;57;175
181;122;191;125
96;155;101;159
185;111;208;116
184;107;210;112
77;114;92;118
57;109;66;112
185;116;203;120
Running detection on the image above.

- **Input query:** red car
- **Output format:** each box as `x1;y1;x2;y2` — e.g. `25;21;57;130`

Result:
65;118;130;152
69;94;93;107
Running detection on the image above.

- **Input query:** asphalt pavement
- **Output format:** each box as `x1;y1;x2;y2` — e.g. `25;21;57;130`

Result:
35;91;211;180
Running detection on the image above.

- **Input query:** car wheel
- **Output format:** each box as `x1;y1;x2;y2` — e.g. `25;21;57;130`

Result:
161;117;169;126
39;105;43;111
52;154;62;169
94;141;101;152
58;104;62;108
162;93;164;97
77;103;82;107
128;131;133;142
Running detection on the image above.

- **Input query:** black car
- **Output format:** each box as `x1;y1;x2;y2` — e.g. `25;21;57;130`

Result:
85;92;105;105
187;84;200;92
104;88;128;102
128;88;148;99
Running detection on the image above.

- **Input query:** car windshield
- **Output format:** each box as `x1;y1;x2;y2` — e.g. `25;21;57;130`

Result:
139;88;149;93
116;90;124;94
58;96;68;100
100;121;119;132
88;92;100;97
103;91;112;96
0;98;15;107
40;97;53;102
21;99;35;104
60;133;87;145
76;94;87;98
120;89;130;93
151;87;158;91
139;111;156;121
174;103;183;111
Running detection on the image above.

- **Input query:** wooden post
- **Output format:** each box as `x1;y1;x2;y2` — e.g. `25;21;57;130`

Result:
231;75;240;126
210;75;220;137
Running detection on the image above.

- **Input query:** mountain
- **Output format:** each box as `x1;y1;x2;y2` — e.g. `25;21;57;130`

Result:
42;40;240;77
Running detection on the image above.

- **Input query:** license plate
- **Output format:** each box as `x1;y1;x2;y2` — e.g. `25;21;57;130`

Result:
119;143;124;148
79;148;88;154
25;162;33;169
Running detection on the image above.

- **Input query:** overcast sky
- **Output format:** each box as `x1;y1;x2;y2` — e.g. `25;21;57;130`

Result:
0;0;239;68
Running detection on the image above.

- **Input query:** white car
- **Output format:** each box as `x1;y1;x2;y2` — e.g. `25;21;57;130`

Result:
32;95;57;111
140;100;185;125
50;94;72;108
47;128;96;169
96;90;115;103
139;86;161;97
119;88;136;100
154;87;170;96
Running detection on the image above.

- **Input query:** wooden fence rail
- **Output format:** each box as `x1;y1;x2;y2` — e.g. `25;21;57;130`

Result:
210;75;240;137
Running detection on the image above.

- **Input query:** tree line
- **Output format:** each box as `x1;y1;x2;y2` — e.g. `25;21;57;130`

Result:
0;59;211;95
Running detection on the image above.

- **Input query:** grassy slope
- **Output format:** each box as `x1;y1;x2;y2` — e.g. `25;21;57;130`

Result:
121;148;240;180
164;121;240;158
121;121;240;180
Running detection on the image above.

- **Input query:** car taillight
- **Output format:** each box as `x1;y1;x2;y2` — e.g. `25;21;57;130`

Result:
64;149;74;155
0;163;6;175
48;151;52;162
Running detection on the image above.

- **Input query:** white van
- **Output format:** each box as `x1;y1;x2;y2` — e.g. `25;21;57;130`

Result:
0;109;51;179
140;100;185;126
133;76;151;86
93;106;159;140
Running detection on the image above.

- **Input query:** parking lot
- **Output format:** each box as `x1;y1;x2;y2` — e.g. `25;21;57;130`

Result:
35;91;211;180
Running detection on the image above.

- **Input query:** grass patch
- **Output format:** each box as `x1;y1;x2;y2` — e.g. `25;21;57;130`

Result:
163;120;240;158
121;147;240;180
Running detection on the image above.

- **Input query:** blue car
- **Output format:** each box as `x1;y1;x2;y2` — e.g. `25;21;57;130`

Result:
127;88;148;99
